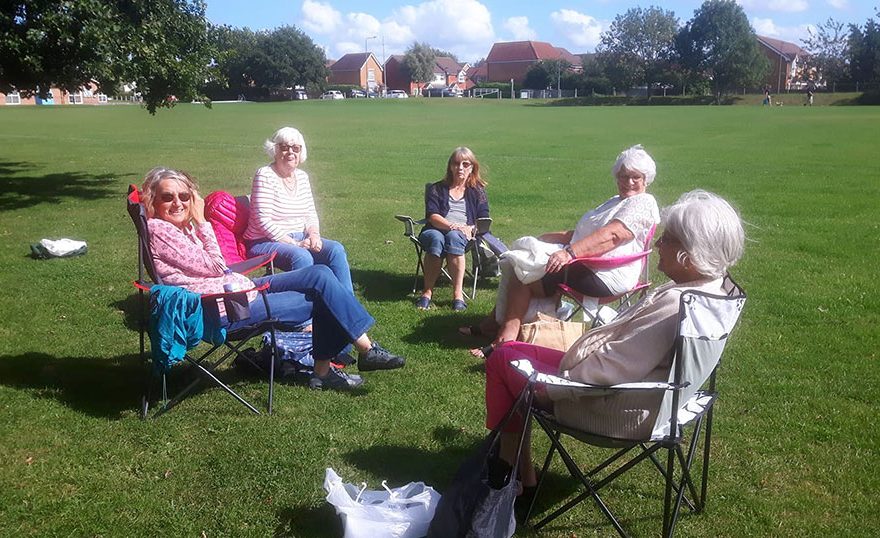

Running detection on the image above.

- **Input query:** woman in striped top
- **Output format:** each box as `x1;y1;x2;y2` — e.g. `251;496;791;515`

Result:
243;127;353;293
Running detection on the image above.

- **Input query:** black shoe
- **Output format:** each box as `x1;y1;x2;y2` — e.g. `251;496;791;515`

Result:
308;367;364;391
358;342;406;371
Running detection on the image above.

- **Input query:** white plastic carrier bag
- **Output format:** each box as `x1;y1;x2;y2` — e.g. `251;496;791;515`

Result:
323;468;441;538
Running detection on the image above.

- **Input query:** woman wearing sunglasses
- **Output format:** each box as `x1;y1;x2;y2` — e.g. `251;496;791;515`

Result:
242;127;354;294
141;167;405;392
416;146;491;311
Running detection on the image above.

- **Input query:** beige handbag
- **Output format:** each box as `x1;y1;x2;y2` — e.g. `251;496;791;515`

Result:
518;312;589;351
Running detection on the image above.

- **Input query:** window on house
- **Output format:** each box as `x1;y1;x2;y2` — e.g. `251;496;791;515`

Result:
368;68;375;82
5;91;21;105
458;72;465;84
68;92;83;104
98;93;108;103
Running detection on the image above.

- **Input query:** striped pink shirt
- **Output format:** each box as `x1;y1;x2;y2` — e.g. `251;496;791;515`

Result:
243;165;320;241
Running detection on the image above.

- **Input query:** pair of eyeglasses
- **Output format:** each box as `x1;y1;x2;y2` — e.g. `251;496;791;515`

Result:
455;161;473;169
278;144;302;153
160;192;191;203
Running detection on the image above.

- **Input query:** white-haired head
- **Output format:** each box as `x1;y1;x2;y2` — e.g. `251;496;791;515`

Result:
662;190;745;278
612;144;656;185
264;126;308;162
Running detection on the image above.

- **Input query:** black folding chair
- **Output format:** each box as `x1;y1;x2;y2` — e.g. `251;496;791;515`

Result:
514;275;746;537
127;185;287;418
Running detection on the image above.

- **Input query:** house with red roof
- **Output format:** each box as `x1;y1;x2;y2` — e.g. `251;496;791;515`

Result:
757;35;811;93
328;53;384;90
1;81;109;106
484;40;583;84
384;55;472;94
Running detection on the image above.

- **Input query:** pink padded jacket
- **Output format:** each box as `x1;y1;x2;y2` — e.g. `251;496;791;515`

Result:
204;191;249;264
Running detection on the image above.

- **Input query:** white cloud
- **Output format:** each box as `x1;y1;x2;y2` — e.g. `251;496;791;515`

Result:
550;9;604;50
826;0;848;9
738;0;808;13
305;0;496;63
752;17;812;43
503;16;536;41
301;0;342;35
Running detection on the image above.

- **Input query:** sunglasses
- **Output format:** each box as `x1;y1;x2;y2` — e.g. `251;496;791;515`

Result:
278;144;302;153
159;192;191;203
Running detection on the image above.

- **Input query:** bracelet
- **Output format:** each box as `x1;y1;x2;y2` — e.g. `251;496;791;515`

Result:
564;244;576;258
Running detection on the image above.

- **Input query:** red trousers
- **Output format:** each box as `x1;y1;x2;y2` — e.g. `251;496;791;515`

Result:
485;341;565;433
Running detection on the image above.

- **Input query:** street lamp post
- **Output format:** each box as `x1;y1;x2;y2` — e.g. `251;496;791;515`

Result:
365;35;377;53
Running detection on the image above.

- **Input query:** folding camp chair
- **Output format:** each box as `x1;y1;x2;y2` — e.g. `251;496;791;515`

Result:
127;185;284;418
558;224;656;327
515;275;746;537
394;213;493;301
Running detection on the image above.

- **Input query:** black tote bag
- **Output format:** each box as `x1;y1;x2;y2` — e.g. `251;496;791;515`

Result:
427;375;535;538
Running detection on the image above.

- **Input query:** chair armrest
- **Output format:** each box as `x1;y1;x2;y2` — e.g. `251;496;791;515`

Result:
566;249;652;270
229;252;276;275
199;281;270;300
510;359;687;395
475;217;492;235
395;214;426;238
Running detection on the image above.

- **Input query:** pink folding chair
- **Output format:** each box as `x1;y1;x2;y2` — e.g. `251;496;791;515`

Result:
558;224;656;326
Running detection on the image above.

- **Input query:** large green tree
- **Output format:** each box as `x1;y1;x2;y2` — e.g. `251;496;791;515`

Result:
0;0;218;113
523;59;570;90
676;0;769;100
403;42;436;88
847;12;880;87
801;18;850;88
597;6;679;94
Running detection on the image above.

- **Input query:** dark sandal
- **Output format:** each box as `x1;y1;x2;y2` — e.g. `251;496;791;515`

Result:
458;325;483;337
415;296;432;310
452;299;467;311
469;343;495;359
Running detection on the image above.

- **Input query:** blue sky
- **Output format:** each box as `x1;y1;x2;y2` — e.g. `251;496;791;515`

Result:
205;0;878;63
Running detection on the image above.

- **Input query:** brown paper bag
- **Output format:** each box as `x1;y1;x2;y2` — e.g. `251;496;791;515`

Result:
518;312;588;351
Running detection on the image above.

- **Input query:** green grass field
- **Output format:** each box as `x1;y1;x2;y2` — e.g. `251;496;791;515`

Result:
1;99;878;537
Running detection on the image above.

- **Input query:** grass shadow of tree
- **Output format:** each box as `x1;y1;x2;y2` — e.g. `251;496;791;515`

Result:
0;159;122;211
401;310;493;351
274;503;343;538
350;268;499;304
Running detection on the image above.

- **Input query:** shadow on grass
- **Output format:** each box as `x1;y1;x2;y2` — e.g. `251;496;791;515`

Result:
112;293;147;333
351;268;499;304
401;310;494;351
0;351;274;419
0;159;121;211
274;504;343;538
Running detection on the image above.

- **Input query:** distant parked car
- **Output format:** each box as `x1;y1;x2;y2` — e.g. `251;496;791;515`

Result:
293;90;308;100
386;90;409;99
425;87;462;98
350;89;366;98
321;90;344;100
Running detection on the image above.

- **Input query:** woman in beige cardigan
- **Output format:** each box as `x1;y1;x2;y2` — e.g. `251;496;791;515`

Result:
483;190;745;498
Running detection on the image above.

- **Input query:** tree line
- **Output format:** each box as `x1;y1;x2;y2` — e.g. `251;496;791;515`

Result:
1;0;878;113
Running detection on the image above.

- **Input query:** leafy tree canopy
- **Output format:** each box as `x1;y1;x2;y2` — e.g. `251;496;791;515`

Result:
597;6;679;90
430;48;458;62
847;14;880;86
801;18;850;86
523;59;570;89
403;42;436;84
676;0;768;99
0;0;219;113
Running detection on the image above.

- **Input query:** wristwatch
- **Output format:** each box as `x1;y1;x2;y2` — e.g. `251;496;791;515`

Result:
564;244;576;258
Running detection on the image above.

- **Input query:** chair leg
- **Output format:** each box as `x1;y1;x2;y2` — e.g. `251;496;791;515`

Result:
267;328;277;415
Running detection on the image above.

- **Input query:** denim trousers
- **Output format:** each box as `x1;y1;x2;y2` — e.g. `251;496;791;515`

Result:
418;228;468;257
247;233;354;294
225;265;374;360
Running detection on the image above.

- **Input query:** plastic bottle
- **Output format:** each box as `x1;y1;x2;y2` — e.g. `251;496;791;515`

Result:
222;268;238;293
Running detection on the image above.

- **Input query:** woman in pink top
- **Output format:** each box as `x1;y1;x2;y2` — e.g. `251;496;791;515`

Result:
142;167;405;392
243;127;353;294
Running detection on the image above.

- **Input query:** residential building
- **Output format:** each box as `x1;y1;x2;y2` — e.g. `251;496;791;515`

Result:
384;55;472;94
757;35;811;93
1;82;109;106
484;40;583;84
327;53;384;90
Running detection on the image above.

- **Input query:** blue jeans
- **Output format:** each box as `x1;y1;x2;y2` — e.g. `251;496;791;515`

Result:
225;266;374;360
418;228;468;257
247;233;354;294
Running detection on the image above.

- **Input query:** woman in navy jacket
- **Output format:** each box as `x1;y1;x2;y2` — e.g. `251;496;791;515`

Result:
416;147;490;311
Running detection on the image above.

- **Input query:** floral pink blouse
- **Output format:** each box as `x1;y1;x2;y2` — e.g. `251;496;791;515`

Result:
148;218;256;302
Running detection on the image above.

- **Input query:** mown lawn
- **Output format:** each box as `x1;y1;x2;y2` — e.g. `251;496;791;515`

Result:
0;99;878;537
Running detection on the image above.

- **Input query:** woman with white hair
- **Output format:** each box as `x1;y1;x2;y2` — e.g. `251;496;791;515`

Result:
482;189;745;500
465;145;661;356
244;127;353;293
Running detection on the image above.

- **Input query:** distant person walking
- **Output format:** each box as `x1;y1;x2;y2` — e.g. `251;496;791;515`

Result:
763;87;772;106
806;87;814;106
